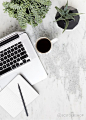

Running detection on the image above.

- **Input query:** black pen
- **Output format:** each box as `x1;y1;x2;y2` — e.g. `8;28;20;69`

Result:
18;84;28;116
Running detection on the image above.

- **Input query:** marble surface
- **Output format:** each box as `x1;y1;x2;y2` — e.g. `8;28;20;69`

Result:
0;0;86;120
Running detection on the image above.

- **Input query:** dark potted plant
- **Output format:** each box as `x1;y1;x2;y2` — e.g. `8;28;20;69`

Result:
3;0;51;29
55;1;82;33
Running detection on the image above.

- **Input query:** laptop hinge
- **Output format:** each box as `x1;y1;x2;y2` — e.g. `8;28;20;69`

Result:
0;34;19;47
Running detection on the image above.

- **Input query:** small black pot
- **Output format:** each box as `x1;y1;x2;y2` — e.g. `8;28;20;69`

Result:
55;6;80;30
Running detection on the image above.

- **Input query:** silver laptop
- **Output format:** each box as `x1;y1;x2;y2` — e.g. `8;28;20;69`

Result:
0;32;47;90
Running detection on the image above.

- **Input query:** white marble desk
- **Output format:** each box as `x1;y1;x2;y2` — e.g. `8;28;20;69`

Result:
0;0;86;120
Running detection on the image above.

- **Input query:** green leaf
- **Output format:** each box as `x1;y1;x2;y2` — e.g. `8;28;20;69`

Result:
64;1;68;11
65;14;75;21
9;3;21;10
66;9;69;14
31;6;42;23
34;0;51;6
54;17;65;22
55;6;64;16
69;13;83;16
63;20;69;33
2;2;9;8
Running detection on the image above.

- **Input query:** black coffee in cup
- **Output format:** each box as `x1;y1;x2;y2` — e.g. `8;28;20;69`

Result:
36;38;51;53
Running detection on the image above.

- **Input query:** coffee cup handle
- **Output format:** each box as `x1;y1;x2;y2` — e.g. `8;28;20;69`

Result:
51;38;58;44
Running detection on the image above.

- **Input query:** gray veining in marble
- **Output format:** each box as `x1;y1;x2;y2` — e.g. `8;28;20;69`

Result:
0;0;86;120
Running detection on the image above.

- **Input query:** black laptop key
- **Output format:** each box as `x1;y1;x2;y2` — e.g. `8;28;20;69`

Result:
10;62;13;65
7;54;11;58
14;51;17;54
23;59;26;63
3;65;6;69
4;52;7;55
18;42;21;44
20;62;23;65
27;59;30;62
20;54;28;60
0;67;2;70
1;54;3;57
17;54;20;57
18;44;23;48
0;63;2;66
17;58;20;62
1;58;3;61
14;47;17;50
7;63;10;67
10;57;13;61
21;47;24;51
7;59;10;62
0;67;11;75
13;55;17;59
11;45;14;49
4;56;7;59
13;60;16;63
11;49;14;52
16;63;19;67
18;49;21;53
3;61;6;64
8;50;10;53
12;65;16;69
4;49;7;52
11;53;14;56
20;51;26;56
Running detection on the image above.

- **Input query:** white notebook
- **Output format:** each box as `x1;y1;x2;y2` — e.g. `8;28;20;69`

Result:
0;75;39;117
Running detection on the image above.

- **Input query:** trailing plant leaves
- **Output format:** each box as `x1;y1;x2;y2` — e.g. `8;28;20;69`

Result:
3;0;51;29
34;0;51;6
17;10;27;29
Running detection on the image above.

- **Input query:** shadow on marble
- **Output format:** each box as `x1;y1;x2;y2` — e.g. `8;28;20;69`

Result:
0;24;23;39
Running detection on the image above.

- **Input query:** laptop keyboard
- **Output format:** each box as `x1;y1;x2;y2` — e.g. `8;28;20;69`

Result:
0;42;30;75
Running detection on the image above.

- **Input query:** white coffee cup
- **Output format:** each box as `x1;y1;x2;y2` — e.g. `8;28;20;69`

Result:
36;37;58;53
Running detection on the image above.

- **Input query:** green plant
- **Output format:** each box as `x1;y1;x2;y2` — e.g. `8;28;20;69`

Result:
55;1;81;32
3;0;51;29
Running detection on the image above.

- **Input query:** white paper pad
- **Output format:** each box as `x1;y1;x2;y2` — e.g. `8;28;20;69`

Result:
0;75;39;117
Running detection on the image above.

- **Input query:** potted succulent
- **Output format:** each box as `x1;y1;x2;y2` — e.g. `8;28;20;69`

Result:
55;1;82;32
3;0;51;29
